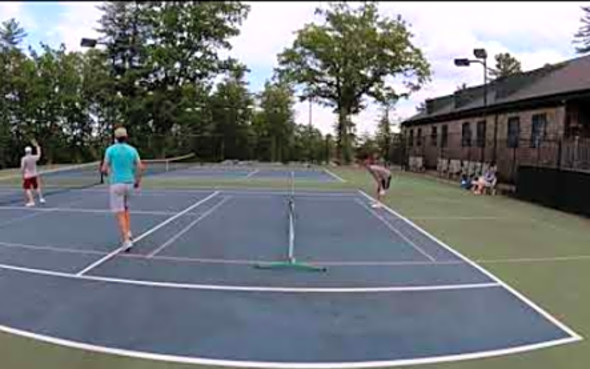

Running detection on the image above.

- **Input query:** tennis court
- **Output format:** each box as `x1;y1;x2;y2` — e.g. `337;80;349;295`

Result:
0;162;583;367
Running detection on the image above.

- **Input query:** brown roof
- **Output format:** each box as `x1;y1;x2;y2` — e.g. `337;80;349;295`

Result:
403;53;590;125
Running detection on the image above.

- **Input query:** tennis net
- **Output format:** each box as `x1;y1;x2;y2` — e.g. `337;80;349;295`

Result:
0;161;102;206
143;153;196;176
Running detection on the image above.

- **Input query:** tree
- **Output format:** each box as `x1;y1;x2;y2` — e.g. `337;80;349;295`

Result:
455;82;468;91
276;1;430;164
416;101;426;114
210;68;254;160
574;6;590;54
257;79;296;162
489;52;522;79
375;105;393;163
0;18;27;50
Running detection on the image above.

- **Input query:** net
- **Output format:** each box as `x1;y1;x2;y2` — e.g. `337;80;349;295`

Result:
287;171;296;262
142;154;196;176
0;162;102;206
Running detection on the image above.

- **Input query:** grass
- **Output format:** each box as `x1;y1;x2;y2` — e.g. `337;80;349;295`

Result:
0;166;588;368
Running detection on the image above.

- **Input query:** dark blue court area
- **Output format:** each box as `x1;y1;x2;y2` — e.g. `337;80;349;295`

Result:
0;187;580;367
151;165;345;182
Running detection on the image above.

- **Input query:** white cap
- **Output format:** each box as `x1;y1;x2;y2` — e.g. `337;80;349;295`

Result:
114;127;128;138
25;146;32;154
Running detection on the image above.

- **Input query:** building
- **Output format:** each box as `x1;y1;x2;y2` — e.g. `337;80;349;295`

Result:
401;54;590;183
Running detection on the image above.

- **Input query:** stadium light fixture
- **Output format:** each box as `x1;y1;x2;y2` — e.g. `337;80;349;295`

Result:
454;58;471;67
80;38;98;48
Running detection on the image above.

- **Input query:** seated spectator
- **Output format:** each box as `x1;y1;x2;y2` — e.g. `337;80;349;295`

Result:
472;166;497;195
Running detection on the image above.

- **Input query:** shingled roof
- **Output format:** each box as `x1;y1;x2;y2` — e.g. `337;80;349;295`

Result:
403;53;590;126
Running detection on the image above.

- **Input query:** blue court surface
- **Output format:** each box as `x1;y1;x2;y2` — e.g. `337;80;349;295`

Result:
150;165;346;182
0;187;581;367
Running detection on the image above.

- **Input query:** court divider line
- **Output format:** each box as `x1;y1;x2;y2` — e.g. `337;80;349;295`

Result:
358;190;584;341
74;191;220;276
354;199;436;262
72;188;359;197
322;168;346;182
147;196;232;258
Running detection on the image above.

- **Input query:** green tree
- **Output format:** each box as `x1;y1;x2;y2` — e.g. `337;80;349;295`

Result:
0;18;27;50
210;68;254;160
276;1;430;164
257;79;296;162
455;82;468;91
489;52;522;79
375;104;393;163
574;6;590;54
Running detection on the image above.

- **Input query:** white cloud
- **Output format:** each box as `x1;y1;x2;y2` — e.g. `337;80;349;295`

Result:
41;1;589;135
53;2;103;52
0;2;36;33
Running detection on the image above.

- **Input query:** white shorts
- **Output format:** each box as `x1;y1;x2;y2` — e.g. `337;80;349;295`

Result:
109;183;134;213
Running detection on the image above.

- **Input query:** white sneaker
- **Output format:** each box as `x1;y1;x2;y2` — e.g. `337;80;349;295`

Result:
39;198;46;204
25;202;35;207
122;240;133;253
379;190;386;196
371;203;382;209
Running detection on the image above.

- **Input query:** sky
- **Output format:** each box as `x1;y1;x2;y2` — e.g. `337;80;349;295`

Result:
1;1;587;136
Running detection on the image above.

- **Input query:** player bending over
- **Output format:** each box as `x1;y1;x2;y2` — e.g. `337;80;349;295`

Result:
362;155;392;208
21;139;45;207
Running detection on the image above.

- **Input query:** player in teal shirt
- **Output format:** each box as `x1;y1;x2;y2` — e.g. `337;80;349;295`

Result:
101;127;144;251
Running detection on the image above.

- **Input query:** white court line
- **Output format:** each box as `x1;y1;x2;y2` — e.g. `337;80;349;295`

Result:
358;190;584;341
322;168;346;182
354;199;436;262
408;216;505;221
0;262;500;293
75;191;220;276
0;206;178;216
245;169;260;178
73;188;360;197
2;237;589;267
0;320;580;369
147;196;232;258
0;241;105;256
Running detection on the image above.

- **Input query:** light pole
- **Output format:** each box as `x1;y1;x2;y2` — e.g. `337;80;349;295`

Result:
454;48;492;164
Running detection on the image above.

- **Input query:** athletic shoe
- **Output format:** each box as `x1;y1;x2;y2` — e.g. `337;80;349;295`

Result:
371;203;382;209
25;202;35;207
379;190;386;196
39;198;46;204
122;240;133;253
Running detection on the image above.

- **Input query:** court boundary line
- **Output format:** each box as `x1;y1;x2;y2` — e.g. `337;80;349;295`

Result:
322;168;346;182
354;199;436;262
0;206;179;216
358;190;584;341
245;169;260;178
75;191;221;276
0;263;502;292
0;294;580;368
147;196;232;258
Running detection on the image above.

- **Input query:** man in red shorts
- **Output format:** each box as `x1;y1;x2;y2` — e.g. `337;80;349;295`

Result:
21;139;45;207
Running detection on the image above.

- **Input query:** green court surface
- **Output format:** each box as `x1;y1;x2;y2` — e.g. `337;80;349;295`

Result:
0;166;588;369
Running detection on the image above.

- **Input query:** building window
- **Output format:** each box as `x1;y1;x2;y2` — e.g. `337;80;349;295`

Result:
507;116;520;148
476;120;486;148
441;125;448;147
431;126;438;146
408;129;414;147
417;128;422;146
461;122;472;147
530;113;547;148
